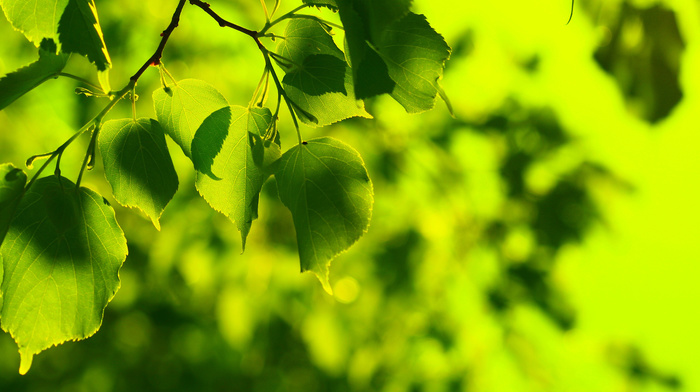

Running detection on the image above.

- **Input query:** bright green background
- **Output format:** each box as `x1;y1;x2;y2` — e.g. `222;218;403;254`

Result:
1;0;699;390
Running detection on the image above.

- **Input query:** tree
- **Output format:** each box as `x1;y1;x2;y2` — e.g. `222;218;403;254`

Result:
0;0;450;374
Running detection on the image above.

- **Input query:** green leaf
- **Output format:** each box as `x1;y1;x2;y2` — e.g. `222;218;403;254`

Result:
0;163;25;320
99;118;179;230
57;0;111;71
276;19;371;127
302;0;338;9
0;163;27;244
275;137;373;293
153;79;229;160
195;106;276;250
0;0;69;47
375;12;451;113
335;0;412;99
0;41;69;111
0;176;127;375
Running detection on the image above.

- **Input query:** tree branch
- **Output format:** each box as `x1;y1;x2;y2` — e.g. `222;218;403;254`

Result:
188;0;264;49
130;0;188;82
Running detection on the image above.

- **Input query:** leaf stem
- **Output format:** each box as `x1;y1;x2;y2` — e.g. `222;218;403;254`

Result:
57;72;104;92
249;66;270;108
263;50;302;145
75;124;101;189
260;0;270;22
259;4;310;34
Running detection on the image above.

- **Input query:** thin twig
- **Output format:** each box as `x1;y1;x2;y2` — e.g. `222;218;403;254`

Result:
189;0;264;49
131;0;188;82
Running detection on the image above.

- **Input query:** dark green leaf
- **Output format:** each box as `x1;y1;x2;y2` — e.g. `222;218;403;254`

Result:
277;19;371;126
0;42;69;111
0;176;127;374
275;137;373;293
0;0;68;47
335;0;412;98
57;0;111;71
0;163;27;244
0;164;21;311
99;118;179;230
376;12;451;113
153;79;229;160
195;106;275;250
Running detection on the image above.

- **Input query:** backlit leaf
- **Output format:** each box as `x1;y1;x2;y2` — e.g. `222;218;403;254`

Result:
376;12;451;113
275;137;373;293
302;0;337;10
335;0;412;98
195;106;275;250
0;41;69;111
0;163;26;244
276;19;371;127
0;0;69;47
99;118;179;230
153;79;229;160
57;0;111;71
0;176;127;374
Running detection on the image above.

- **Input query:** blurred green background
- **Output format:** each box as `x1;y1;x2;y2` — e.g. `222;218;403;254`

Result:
1;0;699;390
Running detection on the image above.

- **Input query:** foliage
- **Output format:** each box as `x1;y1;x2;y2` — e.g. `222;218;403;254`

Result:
0;0;449;374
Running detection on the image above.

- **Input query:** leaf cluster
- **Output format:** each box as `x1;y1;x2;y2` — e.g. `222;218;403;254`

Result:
0;0;450;373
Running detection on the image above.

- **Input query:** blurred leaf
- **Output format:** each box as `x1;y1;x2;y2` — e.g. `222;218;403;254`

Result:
57;0;111;71
153;79;229;160
0;163;27;244
99;118;179;230
0;41;69;111
375;12;451;113
277;19;371;126
0;0;68;47
195;106;274;250
275;137;373;293
0;176;127;375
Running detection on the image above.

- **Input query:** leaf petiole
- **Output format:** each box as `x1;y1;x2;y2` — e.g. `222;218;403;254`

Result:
250;66;271;108
57;72;104;92
263;50;303;145
75;124;101;189
260;4;310;34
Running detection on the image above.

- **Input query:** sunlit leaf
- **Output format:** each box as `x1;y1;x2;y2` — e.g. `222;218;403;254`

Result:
153;79;229;160
275;137;373;293
0;0;68;47
276;19;371;127
195;106;276;250
0;176;127;375
376;12;451;113
99;118;179;230
57;0;111;71
0;40;69;111
302;0;337;10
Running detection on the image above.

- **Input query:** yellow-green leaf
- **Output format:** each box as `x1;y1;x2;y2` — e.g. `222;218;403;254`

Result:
0;176;127;374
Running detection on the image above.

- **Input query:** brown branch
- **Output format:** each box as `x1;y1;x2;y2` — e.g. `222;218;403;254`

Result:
130;0;188;82
188;0;264;50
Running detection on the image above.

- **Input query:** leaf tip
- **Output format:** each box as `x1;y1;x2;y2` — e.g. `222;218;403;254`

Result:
151;217;162;232
312;270;333;295
18;351;33;375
